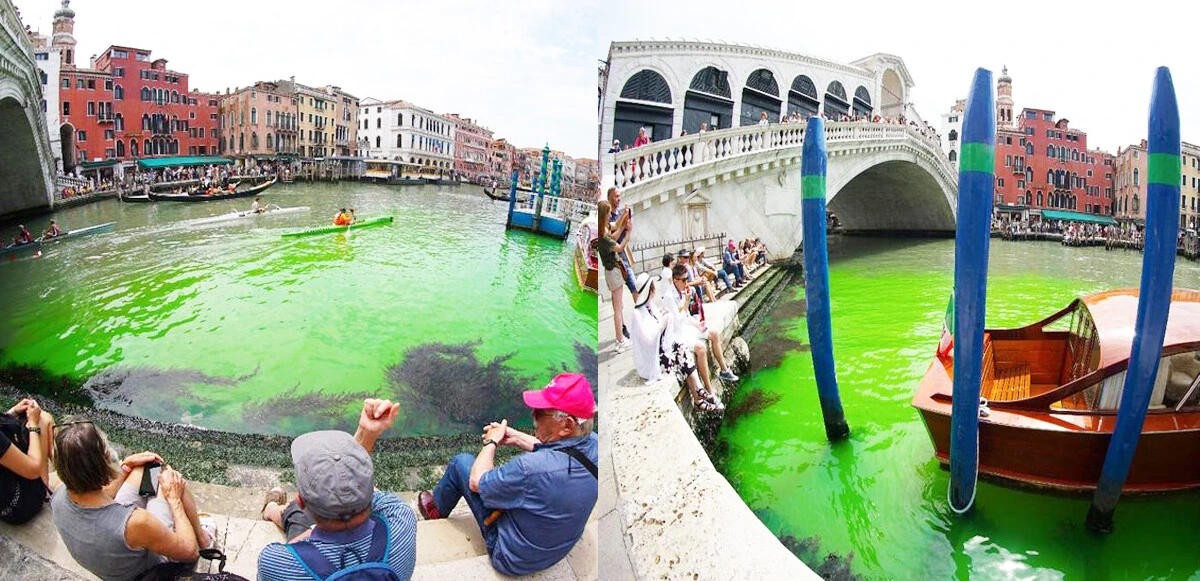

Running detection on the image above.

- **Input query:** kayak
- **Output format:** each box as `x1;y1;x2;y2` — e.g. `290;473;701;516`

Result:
0;221;116;255
187;206;311;227
281;216;394;238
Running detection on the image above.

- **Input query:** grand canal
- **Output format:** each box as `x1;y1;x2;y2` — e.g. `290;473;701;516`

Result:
719;236;1200;579
0;183;597;437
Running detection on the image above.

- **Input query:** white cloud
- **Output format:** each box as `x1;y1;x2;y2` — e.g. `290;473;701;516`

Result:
15;0;598;158
595;0;1200;154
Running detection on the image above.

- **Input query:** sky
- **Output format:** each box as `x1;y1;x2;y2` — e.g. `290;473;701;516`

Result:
14;0;598;159
595;0;1200;155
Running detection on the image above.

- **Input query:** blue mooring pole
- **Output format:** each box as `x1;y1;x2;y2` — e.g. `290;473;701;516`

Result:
1086;67;1180;534
506;169;518;228
948;68;995;514
801;116;849;441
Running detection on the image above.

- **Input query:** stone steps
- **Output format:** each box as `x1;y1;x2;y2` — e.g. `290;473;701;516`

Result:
0;481;596;580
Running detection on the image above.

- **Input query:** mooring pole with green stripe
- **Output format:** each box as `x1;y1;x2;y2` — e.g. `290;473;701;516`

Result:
948;68;995;514
1086;67;1180;533
801;116;849;441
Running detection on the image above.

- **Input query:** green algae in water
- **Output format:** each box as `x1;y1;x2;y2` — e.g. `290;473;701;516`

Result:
0;183;598;436
719;237;1200;579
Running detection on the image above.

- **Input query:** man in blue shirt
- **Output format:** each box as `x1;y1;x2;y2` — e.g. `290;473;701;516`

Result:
257;399;417;580
418;373;598;577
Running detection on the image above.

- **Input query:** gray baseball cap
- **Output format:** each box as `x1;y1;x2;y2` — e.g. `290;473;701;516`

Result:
291;430;374;521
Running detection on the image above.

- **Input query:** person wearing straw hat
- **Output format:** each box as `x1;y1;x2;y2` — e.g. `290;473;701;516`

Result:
417;373;597;577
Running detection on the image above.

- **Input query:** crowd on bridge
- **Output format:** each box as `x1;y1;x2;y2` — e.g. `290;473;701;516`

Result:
0;368;598;580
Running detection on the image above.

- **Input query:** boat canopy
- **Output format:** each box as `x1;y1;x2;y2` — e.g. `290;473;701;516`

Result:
137;156;233;169
1081;288;1200;369
1040;209;1118;226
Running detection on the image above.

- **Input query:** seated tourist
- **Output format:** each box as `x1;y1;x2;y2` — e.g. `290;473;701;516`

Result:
0;398;55;525
417;373;598;577
722;241;747;287
257;398;416;581
695;246;732;294
660;252;675;285
51;421;216;581
628;273;725;411
664;264;739;388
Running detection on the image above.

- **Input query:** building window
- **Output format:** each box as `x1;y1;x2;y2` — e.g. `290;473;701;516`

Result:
61;78;69;88
997;178;1004;187
87;79;95;89
62;101;70;115
1005;155;1011;167
77;130;86;141
376;118;381;129
87;102;95;116
1134;168;1140;186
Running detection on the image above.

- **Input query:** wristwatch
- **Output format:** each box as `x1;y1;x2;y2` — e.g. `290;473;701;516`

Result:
26;425;41;434
482;438;497;448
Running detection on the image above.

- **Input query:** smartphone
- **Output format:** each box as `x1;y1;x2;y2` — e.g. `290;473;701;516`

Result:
139;463;162;497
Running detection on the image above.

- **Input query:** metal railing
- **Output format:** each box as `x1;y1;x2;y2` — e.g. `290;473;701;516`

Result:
628;233;728;277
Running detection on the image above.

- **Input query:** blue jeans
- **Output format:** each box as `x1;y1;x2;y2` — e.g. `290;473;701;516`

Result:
433;453;498;551
716;269;734;290
617;252;636;293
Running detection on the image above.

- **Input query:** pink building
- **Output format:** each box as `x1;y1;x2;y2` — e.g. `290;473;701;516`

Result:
446;114;493;184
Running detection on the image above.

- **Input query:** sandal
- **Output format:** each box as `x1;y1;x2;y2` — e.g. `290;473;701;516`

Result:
260;487;287;521
693;387;725;412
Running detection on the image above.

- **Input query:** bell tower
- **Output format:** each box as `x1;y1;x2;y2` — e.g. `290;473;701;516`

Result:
996;66;1014;127
51;0;76;67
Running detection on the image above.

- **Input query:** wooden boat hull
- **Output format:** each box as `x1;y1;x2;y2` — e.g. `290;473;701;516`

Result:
574;246;598;293
914;359;1200;492
483;188;510;202
150;178;276;202
119;193;153;203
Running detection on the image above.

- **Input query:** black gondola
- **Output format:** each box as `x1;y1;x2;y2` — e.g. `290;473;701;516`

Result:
149;177;277;202
483;186;510;201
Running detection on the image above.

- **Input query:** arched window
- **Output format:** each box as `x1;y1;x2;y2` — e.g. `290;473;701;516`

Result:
131;139;139;157
1047;170;1054;184
114;114;123;131
142;114;150;131
376;118;381;128
266;111;272;126
143;139;151;155
114;84;124;100
1025;167;1033;183
116;140;125;157
1134;168;1140;185
1037;192;1044;206
396;134;402;148
1046;145;1055;157
171;91;179;103
251;133;258;149
239;133;244;151
141;87;151;101
376;136;381;148
251;108;257;125
398;114;403;126
948;150;957;162
1025;143;1034;155
948;129;958;142
266;133;272;150
620;69;673;104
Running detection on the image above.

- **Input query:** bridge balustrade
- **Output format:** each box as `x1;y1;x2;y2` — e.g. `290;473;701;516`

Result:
609;121;952;193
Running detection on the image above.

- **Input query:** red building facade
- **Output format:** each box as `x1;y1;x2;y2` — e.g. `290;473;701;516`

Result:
58;66;115;165
993;108;1114;217
93;46;218;161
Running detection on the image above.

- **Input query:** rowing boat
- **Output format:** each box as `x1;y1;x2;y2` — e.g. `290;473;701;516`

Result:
150;177;277;202
0;221;116;255
187;206;311;227
281;216;394;238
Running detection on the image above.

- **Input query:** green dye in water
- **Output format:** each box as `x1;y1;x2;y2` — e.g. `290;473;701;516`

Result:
0;183;597;437
719;236;1200;579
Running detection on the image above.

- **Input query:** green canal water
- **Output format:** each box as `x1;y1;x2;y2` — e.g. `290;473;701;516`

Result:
0;183;597;437
719;237;1200;580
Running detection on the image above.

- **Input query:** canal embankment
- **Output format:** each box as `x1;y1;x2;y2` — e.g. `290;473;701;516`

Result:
598;261;819;579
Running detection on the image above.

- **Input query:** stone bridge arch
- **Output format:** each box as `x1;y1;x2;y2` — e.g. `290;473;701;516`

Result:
826;149;957;233
0;76;55;216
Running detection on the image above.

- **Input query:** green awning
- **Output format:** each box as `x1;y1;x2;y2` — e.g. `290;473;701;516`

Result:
137;156;232;169
79;159;118;169
1040;209;1118;226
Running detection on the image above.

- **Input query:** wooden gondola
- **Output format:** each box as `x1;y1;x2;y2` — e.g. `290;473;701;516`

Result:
913;288;1200;492
119;192;153;203
150;177;277;202
483;186;510;202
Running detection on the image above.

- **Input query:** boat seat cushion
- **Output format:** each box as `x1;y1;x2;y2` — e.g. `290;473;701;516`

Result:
990;365;1032;401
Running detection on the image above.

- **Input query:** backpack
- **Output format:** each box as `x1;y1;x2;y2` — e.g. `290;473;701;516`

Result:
286;515;402;581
